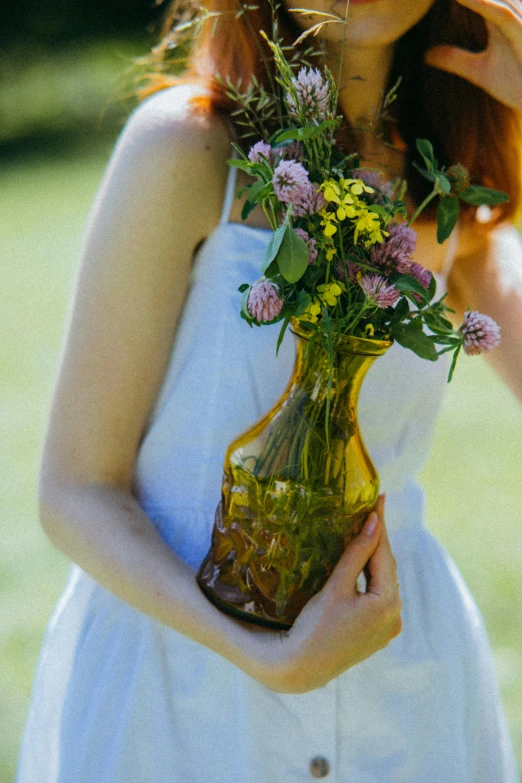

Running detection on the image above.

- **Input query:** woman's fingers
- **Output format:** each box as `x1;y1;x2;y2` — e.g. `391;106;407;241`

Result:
424;0;522;111
424;44;486;83
328;508;382;599
453;0;522;25
361;495;400;602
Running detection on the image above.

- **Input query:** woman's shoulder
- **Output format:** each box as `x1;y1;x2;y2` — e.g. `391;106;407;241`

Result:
106;82;234;236
121;82;232;164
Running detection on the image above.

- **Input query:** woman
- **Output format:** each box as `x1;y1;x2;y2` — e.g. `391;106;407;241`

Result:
15;1;522;781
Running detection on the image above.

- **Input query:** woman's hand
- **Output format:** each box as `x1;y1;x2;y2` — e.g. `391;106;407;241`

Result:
424;0;522;113
255;495;403;694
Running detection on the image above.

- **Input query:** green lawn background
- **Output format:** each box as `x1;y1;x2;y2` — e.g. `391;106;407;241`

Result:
2;143;521;781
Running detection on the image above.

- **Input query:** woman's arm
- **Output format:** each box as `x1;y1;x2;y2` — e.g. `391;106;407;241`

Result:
447;220;522;402
39;84;402;694
39;85;268;664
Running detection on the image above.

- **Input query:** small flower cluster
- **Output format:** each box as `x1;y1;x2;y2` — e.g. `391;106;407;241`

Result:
286;67;331;124
461;310;501;356
318;177;388;249
248;140;305;165
299;281;345;324
247;278;284;323
360;275;401;309
369;222;417;271
271;159;327;217
231;50;503;376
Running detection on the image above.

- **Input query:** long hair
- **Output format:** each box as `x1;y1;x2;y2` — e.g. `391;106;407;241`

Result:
137;0;522;227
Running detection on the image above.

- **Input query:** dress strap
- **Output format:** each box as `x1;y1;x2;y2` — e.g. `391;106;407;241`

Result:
219;138;239;225
439;219;461;281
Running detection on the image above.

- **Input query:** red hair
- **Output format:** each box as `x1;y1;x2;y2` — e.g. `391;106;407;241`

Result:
137;0;522;228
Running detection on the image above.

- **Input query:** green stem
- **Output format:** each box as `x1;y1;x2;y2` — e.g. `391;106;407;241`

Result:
336;1;351;101
407;189;437;227
262;200;278;231
338;225;346;271
341;301;372;335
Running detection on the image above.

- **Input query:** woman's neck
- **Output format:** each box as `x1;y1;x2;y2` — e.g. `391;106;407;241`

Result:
322;40;405;180
323;40;395;132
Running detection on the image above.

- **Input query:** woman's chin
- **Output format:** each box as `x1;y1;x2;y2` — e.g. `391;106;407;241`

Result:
289;0;437;48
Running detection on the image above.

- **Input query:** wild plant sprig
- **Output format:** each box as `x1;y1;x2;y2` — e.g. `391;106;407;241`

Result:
232;18;505;390
217;74;280;141
234;0;281;123
410;138;509;242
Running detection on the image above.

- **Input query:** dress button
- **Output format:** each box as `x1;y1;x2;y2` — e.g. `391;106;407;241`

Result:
310;756;330;778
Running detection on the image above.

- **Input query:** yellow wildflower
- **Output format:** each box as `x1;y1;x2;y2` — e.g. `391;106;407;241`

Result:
320;176;388;247
354;211;388;246
321;179;357;221
298;298;322;324
336;203;358;221
317;281;343;308
342;177;375;196
325;246;336;261
319;208;338;238
321;179;341;203
323;221;337;238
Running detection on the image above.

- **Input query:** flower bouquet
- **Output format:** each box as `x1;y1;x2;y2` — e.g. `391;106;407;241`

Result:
196;8;505;630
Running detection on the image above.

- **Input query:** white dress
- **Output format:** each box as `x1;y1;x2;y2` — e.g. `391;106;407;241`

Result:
15;147;520;783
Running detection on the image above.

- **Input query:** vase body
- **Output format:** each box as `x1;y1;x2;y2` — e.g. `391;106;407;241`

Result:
197;320;392;630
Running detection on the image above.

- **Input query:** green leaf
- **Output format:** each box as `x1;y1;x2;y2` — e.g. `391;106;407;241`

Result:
436;174;451;196
241;200;256;220
447;343;462;382
239;309;254;328
436;196;460;244
271;119;334;144
238;283;249;293
392;323;438;361
416;138;437;171
261;224;286;274
428;334;461;346
240;286;253;323
367;204;389;217
424;312;455;334
270;126;299;144
227;158;255;174
276;226;309;284
263;260;280;279
391;296;409;324
437;344;459;356
271;128;302;143
393;273;430;302
293;289;312;317
428;273;437;301
412;161;436;183
236;184;251;199
230;141;249;161
459;185;509;206
248;180;266;202
276;312;292;357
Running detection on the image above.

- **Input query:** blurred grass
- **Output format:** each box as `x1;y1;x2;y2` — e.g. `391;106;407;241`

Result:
1;39;145;146
1;141;521;781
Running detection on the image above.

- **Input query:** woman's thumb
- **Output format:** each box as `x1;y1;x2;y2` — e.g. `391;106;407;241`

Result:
328;510;381;597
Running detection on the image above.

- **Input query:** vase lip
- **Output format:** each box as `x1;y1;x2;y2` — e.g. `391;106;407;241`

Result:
289;317;393;356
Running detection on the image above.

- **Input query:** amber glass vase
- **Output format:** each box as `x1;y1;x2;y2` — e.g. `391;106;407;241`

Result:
197;319;393;630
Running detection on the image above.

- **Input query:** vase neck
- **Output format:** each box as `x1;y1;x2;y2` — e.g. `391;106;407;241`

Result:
294;335;379;407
